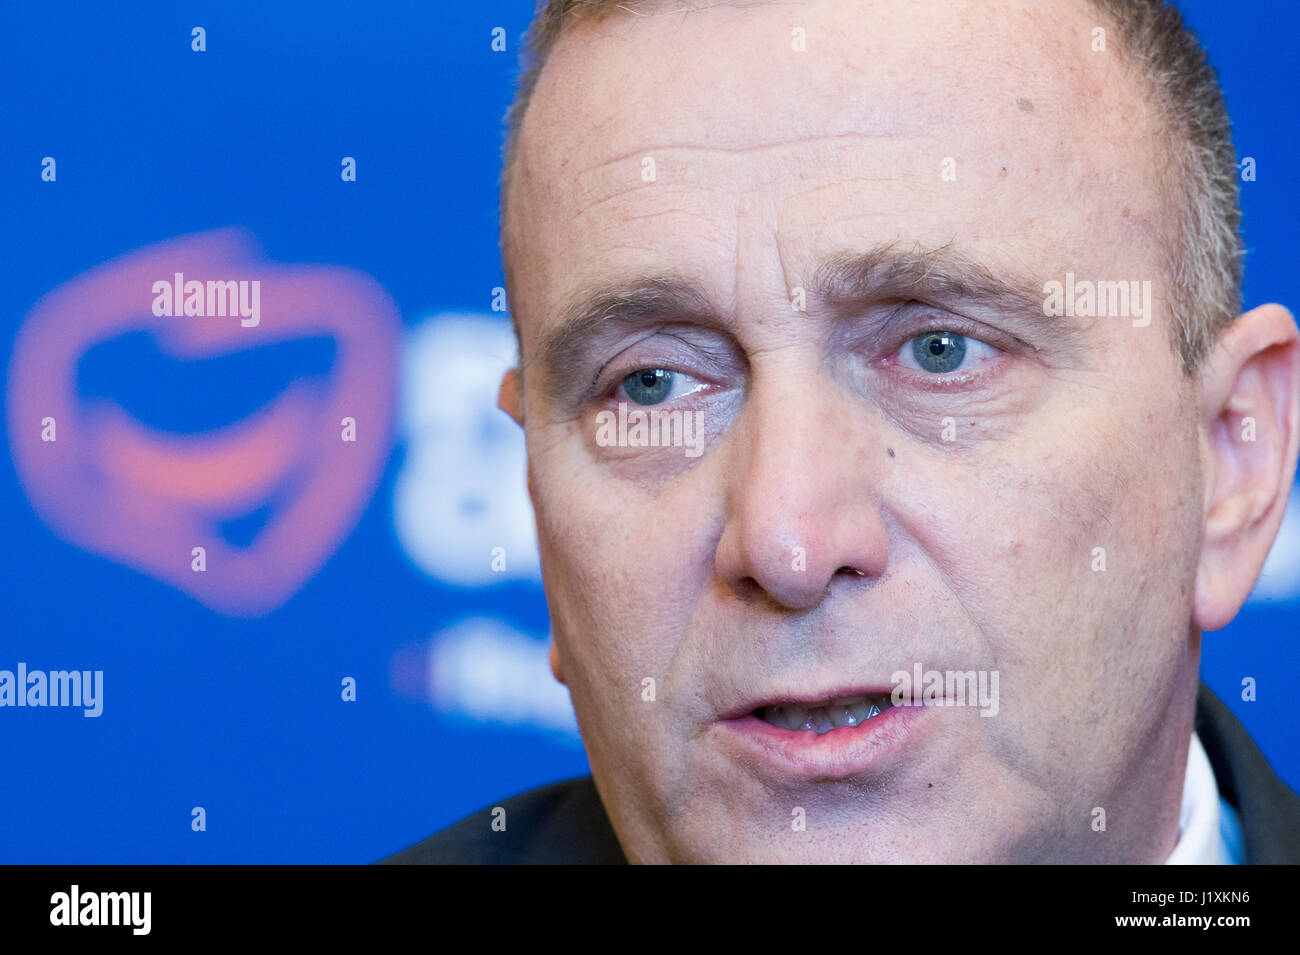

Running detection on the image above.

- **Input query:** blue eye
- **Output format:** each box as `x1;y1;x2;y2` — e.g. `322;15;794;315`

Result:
899;331;996;374
621;368;704;405
624;369;672;404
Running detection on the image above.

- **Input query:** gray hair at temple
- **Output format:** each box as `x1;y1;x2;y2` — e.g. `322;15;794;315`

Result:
498;0;1243;374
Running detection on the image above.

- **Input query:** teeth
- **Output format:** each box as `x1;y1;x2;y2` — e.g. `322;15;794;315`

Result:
758;694;892;734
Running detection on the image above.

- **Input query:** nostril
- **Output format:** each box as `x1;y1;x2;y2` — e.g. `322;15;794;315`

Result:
837;566;867;577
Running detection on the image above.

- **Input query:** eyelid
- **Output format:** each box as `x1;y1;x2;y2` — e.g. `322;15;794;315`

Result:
606;365;709;403
584;327;667;401
878;305;1020;354
865;307;1022;391
587;330;737;403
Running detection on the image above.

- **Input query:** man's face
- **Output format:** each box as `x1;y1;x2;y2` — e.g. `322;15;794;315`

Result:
505;0;1207;862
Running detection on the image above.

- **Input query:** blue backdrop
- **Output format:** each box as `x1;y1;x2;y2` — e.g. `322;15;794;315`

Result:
1;0;1296;862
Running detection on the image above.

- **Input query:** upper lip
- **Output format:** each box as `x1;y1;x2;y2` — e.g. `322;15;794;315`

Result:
718;685;898;721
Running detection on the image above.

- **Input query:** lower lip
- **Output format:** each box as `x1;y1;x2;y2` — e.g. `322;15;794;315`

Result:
712;704;932;780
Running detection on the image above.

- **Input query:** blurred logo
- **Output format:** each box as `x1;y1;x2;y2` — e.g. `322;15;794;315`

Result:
391;315;573;735
394;314;540;584
391;618;578;737
6;228;401;616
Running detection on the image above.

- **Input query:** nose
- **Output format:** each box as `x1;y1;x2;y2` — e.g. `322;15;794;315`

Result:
713;368;890;611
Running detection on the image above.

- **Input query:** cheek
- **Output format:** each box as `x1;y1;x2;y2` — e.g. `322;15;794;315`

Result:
899;392;1198;629
527;423;717;705
890;393;1201;770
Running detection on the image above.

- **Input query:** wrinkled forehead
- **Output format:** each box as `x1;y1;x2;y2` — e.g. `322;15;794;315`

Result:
505;0;1168;349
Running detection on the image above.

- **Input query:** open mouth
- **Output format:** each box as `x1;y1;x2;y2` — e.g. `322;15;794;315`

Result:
719;687;926;779
754;693;896;735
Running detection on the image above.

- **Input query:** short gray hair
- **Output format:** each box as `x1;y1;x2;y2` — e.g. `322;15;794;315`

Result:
500;0;1243;373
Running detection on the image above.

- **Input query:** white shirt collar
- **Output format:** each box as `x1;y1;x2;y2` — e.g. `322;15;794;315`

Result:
1163;730;1244;864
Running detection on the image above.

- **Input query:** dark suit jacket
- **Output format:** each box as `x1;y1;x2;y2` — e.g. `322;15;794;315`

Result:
380;683;1300;864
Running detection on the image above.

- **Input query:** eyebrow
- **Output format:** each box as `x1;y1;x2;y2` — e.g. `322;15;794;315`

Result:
530;273;727;400
529;241;1067;396
810;241;1051;321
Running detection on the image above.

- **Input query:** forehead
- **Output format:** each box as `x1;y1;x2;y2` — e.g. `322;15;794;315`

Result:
507;0;1167;343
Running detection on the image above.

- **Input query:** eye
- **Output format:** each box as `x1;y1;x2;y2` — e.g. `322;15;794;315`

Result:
897;331;998;374
620;368;705;405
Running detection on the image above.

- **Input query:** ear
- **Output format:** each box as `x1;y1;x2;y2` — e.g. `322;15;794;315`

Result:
549;638;566;685
498;367;523;425
1193;303;1300;632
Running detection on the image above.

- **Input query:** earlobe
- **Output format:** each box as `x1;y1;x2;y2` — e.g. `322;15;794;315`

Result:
498;367;524;425
549;639;566;684
1193;303;1300;632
